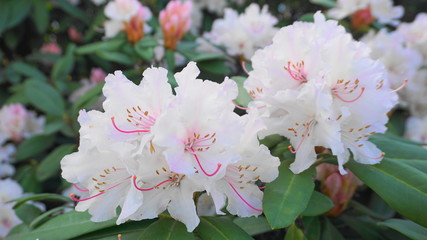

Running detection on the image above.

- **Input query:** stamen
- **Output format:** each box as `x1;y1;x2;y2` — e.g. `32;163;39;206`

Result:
192;149;222;177
133;176;173;191
335;87;365;103
259;186;266;189
111;117;150;134
241;61;249;75
352;145;385;159
70;178;130;202
284;61;306;82
232;100;266;110
228;182;262;212
288;122;312;154
73;184;89;192
389;79;408;93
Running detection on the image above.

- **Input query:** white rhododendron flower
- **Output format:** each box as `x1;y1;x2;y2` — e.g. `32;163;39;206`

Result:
0;179;23;204
405;115;427;145
61;62;279;231
0;104;45;143
204;3;278;59
0;204;22;238
0;144;16;178
328;0;404;26
397;13;427;60
244;12;398;174
361;29;423;105
104;0;152;42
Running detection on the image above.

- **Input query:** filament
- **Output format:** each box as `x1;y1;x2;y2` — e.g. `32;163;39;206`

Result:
192;149;222;176
335;87;365;103
232;100;266;110
133;176;174;191
73;184;89;192
389;79;408;93
228;182;262;212
288;122;312;154
241;61;249;75
352;144;385;159
70;192;103;202
111;117;150;134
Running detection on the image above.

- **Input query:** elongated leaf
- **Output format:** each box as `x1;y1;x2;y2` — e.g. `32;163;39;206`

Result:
310;0;335;8
76;39;125;55
72;83;104;112
320;218;344;240
198;60;231;75
10;61;47;82
37;144;76;181
192;52;224;62
15;204;43;225
51;44;76;83
136;37;158;48
233;216;271;236
370;134;427;160
24;80;65;116
29;206;70;229
76;220;155;240
7;211;116;240
340;215;385;240
196;217;252;240
97;51;134;65
56;0;89;24
302;217;321;240
15;134;55;161
31;0;49;33
347;158;427;227
285;223;306;240
378;219;427;240
263;161;315;229
139;218;195;240
0;0;31;35
302;191;334;216
10;193;72;209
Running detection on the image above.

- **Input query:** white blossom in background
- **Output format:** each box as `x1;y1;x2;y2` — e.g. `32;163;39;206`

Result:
361;29;423;105
397;13;427;61
0;204;21;238
405;115;427;145
244;12;398;174
61;62;279;232
92;0;107;5
204;3;278;59
104;0;152;42
0;144;16;178
328;0;404;26
405;69;427;117
0;104;45;144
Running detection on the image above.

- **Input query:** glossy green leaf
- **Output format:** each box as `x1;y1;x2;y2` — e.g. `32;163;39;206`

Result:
15;134;55;161
56;0;89;24
24;80;65;116
10;61;47;82
191;52;224;62
136;37;158;48
97;51;134;65
302;191;334;216
302;217;321;240
37;144;76;181
10;193;72;209
233;216;271;236
76;39;125;55
320;218;344;240
76;220;156;240
7;211;116;240
263;161;315;229
196;216;252;240
31;0;49;33
139;218;195;240
165;49;176;72
370;134;427;160
378;219;427;240
340;215;385;240
285;223;306;240
231;76;252;108
15;204;43;225
198;59;231;75
310;0;335;8
347;158;427;227
29;206;70;229
0;0;31;36
134;44;154;61
51;44;76;83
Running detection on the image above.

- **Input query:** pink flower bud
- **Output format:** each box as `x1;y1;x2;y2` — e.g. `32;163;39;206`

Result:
68;26;83;42
159;0;192;50
90;68;107;84
316;163;361;217
40;42;62;55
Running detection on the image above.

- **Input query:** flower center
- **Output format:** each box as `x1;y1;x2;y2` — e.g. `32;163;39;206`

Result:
284;60;307;83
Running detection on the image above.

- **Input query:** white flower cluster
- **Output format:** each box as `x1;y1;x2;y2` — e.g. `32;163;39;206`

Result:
0;104;45;178
328;0;404;26
244;12;398;174
204;3;278;59
61;62;279;231
0;179;23;238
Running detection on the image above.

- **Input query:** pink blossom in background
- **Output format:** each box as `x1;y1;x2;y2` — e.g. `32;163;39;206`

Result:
68;26;83;42
316;163;361;217
90;68;107;84
159;0;192;50
40;42;62;55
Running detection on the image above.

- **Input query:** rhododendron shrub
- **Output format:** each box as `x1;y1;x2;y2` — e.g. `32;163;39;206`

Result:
2;0;427;239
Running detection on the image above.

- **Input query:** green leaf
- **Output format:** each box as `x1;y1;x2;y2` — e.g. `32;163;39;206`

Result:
320;218;344;240
231;76;252;109
51;44;76;83
31;0;49;33
302;217;321;240
340;215;385;240
76;39;125;55
136;37;158;48
7;211;116;240
72;83;104;112
15;204;43;225
285;223;306;240
233;216;271;236
310;0;335;8
56;0;90;24
378;219;427;240
97;51;134;65
76;220;156;240
263;161;315;229
139;218;195;240
302;191;334;216
299;13;315;22
0;0;31;36
10;193;72;209
10;61;47;82
29;206;70;229
198;59;231;76
370;134;427;160
37;144;76;181
347;158;427;227
15;134;55;161
192;52;224;62
134;44;154;61
165;50;176;72
195;216;252;240
24;79;65;116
